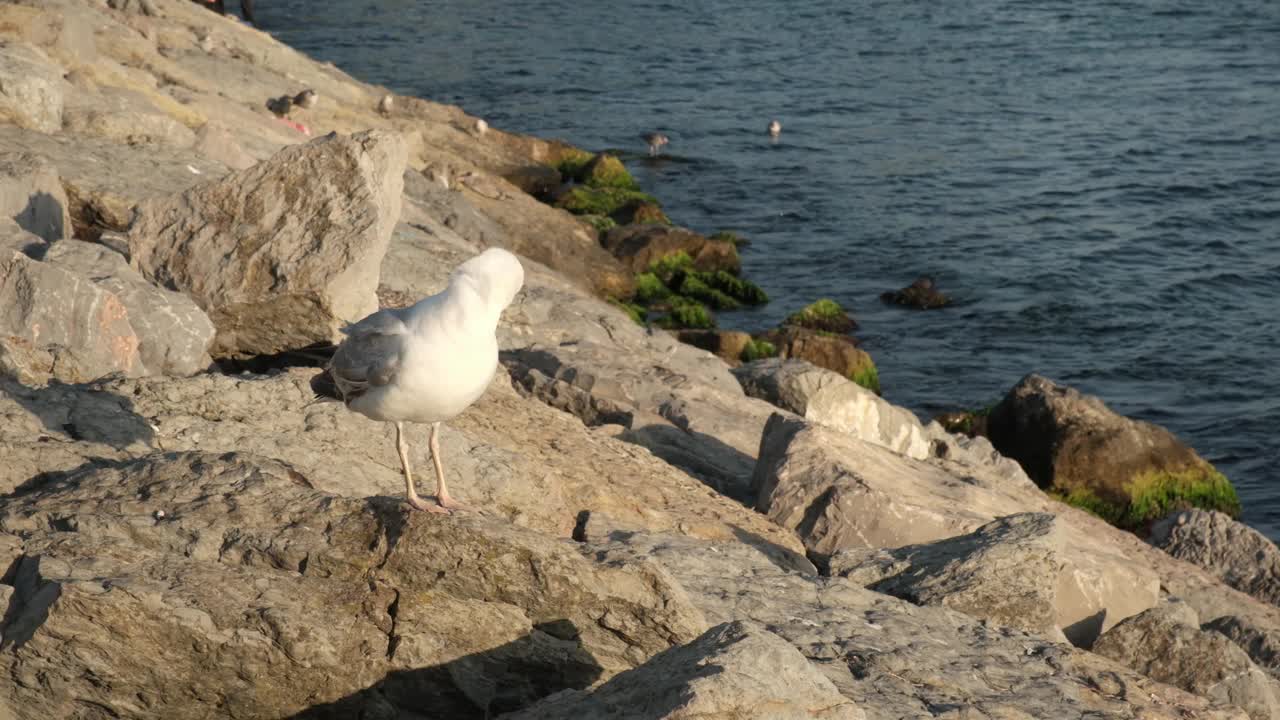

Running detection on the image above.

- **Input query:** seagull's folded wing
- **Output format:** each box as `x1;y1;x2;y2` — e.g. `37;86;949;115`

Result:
329;309;410;401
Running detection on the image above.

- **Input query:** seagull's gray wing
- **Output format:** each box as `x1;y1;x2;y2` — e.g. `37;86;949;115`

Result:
325;309;410;403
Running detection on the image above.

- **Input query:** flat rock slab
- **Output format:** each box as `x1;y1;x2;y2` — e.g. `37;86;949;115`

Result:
127;130;407;358
0;451;707;719
504;621;864;720
0;152;70;241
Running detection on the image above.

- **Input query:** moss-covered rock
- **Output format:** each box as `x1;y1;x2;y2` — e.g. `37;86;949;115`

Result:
647;252;694;284
740;338;777;363
553;148;594;180
675;329;753;366
757;325;879;395
709;230;746;246
633;272;671;303
629;203;671;225
987;374;1241;533
699;270;768;306
850;361;880;394
933;405;993;438
579;154;639;190
556;186;659;217
653;297;714;330
602;225;740;275
881;276;953;310
580;214;618;235
678;273;739;310
784;299;857;334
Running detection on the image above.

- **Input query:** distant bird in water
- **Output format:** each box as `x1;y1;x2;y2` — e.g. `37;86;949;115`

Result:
293;89;318;110
310;248;525;513
641;132;670;156
768;120;782;139
473;118;489;137
378;94;394;116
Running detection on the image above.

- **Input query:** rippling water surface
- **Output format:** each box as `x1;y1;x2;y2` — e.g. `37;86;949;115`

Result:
261;0;1280;537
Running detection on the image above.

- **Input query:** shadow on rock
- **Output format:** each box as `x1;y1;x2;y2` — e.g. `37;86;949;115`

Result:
288;621;604;720
0;376;154;452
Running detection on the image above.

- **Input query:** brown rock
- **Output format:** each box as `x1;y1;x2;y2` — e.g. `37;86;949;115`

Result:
601;224;740;275
758;326;876;388
0;152;70;242
675;329;752;366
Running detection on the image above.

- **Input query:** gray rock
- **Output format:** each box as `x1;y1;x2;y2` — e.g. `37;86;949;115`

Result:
0;41;63;134
43;239;214;376
734;358;933;459
1150;509;1280;608
827;513;1069;642
0;152;70;241
0;221;45;259
753;414;1159;647
0;252;144;384
127;130;407;358
0;451;707;719
1094;603;1280;720
1207;616;1280;678
583;527;1246;720
61;85;197;148
503;621;864;720
192;122;257;170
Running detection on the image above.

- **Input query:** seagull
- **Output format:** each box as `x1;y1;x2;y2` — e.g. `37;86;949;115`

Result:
293;89;319;110
641;132;669;156
266;94;293;117
378;94;394;116
473;118;489;137
768;120;782;138
310;248;525;513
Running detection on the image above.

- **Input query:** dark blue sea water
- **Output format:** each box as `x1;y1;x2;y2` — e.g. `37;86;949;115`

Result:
260;1;1280;538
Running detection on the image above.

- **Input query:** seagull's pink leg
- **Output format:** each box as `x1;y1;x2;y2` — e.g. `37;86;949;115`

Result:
396;422;448;514
430;422;471;512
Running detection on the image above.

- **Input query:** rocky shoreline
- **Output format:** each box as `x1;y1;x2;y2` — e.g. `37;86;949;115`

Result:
0;1;1276;718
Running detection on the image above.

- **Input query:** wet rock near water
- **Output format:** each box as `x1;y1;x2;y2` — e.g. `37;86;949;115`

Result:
879;275;953;309
987;373;1241;530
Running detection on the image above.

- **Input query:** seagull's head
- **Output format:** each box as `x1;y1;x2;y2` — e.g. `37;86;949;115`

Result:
451;247;525;315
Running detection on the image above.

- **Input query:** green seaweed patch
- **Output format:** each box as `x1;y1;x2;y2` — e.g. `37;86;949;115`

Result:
556;187;659;217
700;270;768;305
785;298;856;333
850;361;880;395
581;154;639;190
631;203;672;225
1051;467;1241;531
1123;467;1241;528
740;339;777;363
679;273;740;310
608;298;647;326
648;251;695;284
654;297;715;330
580;214;618;235
554;148;595;179
634;272;671;303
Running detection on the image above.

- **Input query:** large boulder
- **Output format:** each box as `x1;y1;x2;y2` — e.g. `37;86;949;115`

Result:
126;130;407;358
1093;603;1280;720
0;152;70;242
0;452;707;719
753;415;1159;646
1206;615;1280;678
0;41;63;133
601;224;740;275
734;358;929;458
581;525;1247;720
504;621;864;720
0;252;144;384
987;374;1240;529
1150;510;1280;607
43;239;213;376
61;84;197;148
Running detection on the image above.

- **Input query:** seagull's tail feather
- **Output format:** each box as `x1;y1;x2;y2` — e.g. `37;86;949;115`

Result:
309;368;343;405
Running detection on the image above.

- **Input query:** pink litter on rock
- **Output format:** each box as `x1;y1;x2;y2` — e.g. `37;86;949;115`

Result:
275;117;311;136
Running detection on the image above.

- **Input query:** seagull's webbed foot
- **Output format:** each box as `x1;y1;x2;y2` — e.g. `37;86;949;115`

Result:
406;494;452;514
435;494;473;513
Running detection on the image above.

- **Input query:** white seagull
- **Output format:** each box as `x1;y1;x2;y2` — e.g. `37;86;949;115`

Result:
311;247;525;513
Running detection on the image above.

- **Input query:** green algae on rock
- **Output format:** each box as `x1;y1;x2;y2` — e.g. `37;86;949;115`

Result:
579;153;639;190
555;186;659;217
608;298;647;326
654;296;714;330
784;298;857;334
740;338;777;363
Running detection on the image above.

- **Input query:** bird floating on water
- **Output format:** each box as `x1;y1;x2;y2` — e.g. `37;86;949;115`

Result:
641;132;669;156
293;89;318;110
310;248;525;513
768;120;782;138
